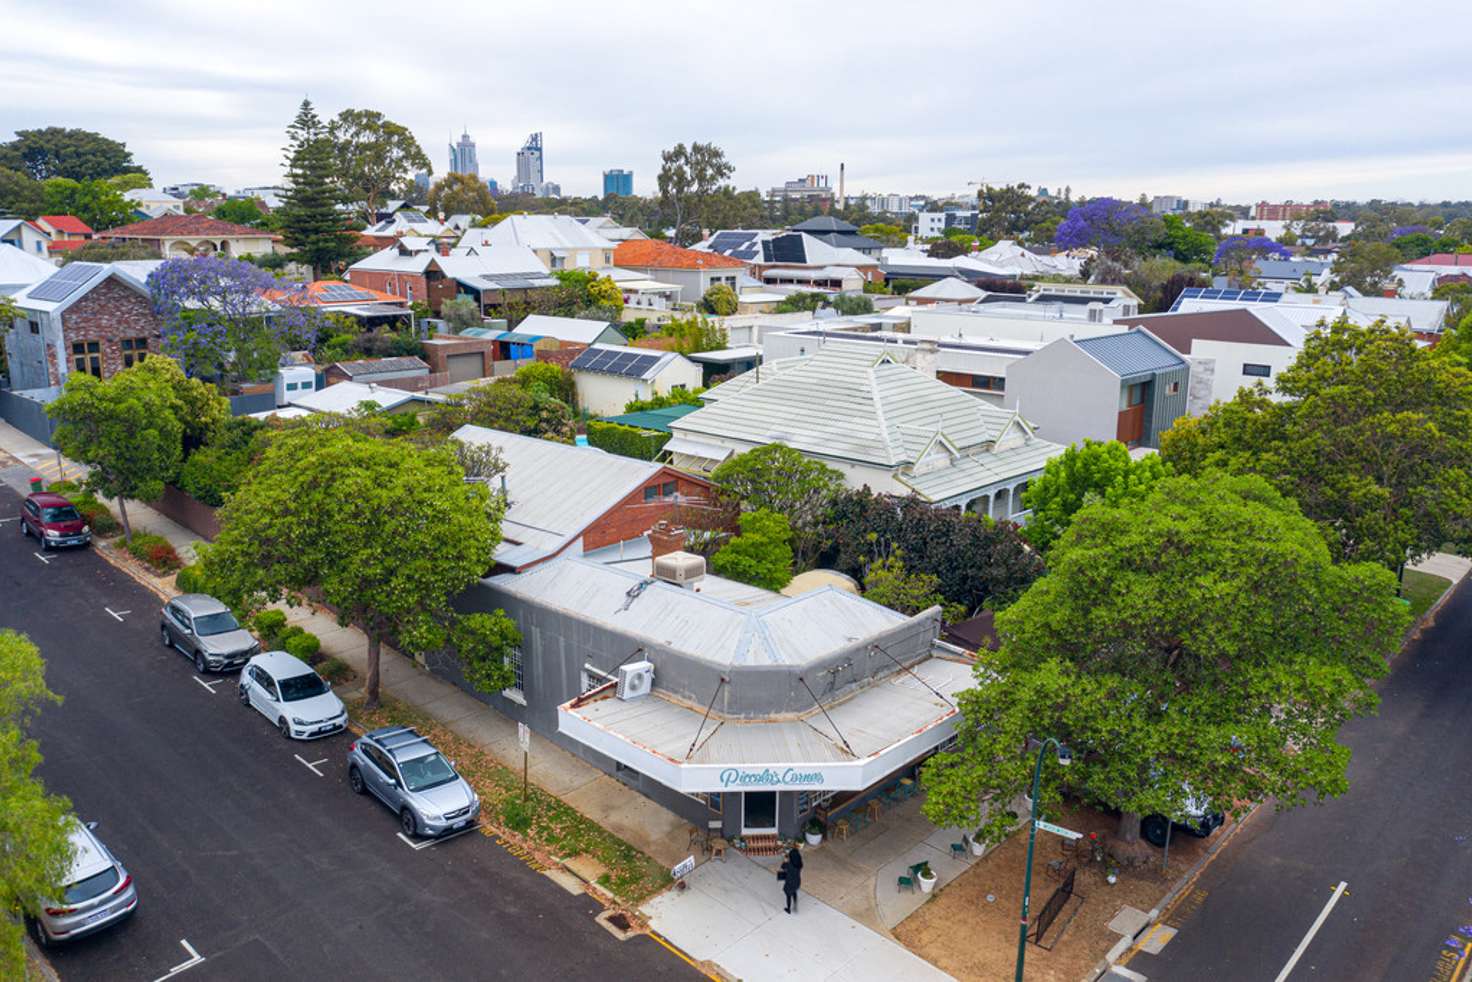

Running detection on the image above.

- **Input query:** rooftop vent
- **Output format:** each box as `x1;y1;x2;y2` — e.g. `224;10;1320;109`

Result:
653;550;706;589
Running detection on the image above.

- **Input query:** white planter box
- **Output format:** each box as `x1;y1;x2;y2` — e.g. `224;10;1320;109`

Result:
805;831;822;846
970;839;986;857
918;872;937;894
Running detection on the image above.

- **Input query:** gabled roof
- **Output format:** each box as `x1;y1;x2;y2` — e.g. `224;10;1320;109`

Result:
265;279;409;306
37;215;93;235
1114;308;1301;354
1073;331;1187;379
287;380;432;414
907;277;985;301
789;216;859;234
326;356;429;377
452;425;697;568
10;260;163;314
1402;253;1472;268
672;341;1038;468
514;314;621;345
569;343;682;381
0;242;61;293
100;214;272;239
614;239;746;270
459;215;615;252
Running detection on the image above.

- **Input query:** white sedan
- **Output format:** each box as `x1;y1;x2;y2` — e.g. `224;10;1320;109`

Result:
238;651;347;740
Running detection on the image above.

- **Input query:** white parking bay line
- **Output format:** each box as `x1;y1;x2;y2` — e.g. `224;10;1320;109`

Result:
33;552;50;564
397;823;483;851
1274;881;1349;982
105;606;131;622
192;677;225;694
150;938;205;981
294;754;328;777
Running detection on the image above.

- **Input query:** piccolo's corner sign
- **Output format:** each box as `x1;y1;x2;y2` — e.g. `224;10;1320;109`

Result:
719;767;827;789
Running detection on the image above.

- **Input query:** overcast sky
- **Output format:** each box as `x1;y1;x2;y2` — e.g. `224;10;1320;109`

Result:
5;0;1471;205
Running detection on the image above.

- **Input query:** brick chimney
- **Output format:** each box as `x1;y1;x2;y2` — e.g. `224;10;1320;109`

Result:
649;520;686;562
914;337;938;378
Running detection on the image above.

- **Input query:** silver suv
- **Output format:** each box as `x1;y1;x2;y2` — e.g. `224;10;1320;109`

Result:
160;594;260;673
347;726;480;838
32;820;138;945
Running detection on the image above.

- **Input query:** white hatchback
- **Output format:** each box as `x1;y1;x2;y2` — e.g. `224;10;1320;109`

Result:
238;651;347;740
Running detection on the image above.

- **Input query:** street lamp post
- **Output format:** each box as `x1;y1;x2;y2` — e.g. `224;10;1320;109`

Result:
1014;738;1071;982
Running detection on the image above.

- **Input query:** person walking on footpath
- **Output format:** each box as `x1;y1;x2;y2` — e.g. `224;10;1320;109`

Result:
779;847;803;913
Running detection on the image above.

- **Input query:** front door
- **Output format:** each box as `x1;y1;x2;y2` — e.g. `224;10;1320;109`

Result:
743;791;778;834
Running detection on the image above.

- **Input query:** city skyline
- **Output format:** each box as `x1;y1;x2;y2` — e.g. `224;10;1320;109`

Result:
3;0;1470;203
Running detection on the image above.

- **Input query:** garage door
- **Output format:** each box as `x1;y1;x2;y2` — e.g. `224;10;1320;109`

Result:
447;352;483;383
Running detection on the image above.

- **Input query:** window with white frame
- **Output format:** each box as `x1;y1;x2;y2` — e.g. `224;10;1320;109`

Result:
581;663;613;694
502;647;525;702
686;791;724;813
797;790;837;814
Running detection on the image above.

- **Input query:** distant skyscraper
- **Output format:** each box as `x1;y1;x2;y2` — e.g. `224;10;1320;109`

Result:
449;130;479;177
486;178;499;195
514;132;544;194
603;169;633;197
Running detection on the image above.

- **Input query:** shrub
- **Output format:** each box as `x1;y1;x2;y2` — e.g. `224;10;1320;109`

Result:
284;631;321;663
702;283;738;316
252;609;287;646
277;624;305;649
586;420;670;461
175;563;206;594
75;499;120;537
125;533;181;573
316;656;353;684
47;479;80;493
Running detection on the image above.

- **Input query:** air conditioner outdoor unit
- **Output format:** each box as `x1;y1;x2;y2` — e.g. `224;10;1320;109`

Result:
616;660;655;701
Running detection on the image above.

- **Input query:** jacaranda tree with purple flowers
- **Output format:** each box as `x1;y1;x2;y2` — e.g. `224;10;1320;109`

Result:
148;257;322;388
1054;197;1157;257
1213;236;1292;287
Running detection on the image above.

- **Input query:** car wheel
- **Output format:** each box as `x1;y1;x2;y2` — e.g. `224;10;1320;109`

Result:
1141;815;1171;848
238;684;250;706
161;625;172;647
193;650;207;674
348;766;366;795
278;718;292;740
28;917;49;948
400;809;418;837
18;520;26;537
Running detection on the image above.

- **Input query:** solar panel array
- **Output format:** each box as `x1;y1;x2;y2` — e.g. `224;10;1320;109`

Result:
28;263;103;303
571;347;662;378
706;231;761;262
767;233;806;264
1170;287;1285;311
318;283;374;302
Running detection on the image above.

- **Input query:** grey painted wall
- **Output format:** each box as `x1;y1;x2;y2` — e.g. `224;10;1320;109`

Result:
1143;364;1190;447
1004;338;1118;447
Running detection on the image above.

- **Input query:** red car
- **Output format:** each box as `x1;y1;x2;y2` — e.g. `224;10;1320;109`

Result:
19;492;92;549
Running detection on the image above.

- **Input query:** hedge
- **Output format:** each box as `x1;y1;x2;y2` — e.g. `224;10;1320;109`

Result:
284;631;321;663
586;420;670;461
175;563;207;594
125;533;182;573
252;610;288;647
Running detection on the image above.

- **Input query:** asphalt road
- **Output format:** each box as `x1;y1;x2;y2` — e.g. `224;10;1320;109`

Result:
0;483;700;982
1128;576;1472;982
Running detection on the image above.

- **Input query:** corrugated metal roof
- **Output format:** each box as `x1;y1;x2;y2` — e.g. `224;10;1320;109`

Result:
1073;332;1186;379
488;556;921;669
453;425;665;567
515;314;622;345
601;405;701;433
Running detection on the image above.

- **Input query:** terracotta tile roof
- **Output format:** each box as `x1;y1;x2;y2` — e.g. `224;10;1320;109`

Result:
1407;253;1472;267
100;214;275;239
46;239;89;252
614;239;747;270
263;279;410;306
39;215;94;235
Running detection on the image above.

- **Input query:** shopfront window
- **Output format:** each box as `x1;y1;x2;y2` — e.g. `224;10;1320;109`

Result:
502;647;525;703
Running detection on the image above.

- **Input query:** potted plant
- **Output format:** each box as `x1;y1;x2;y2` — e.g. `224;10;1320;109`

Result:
804;818;824;847
917;862;937;894
970;830;987;856
1106;866;1119;885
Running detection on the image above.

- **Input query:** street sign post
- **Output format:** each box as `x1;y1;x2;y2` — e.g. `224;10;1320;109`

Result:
1034;819;1083;840
672;856;695;880
517;723;530;802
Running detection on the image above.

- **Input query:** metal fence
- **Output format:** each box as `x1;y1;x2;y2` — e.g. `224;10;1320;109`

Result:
1032;865;1081;949
0;386;60;446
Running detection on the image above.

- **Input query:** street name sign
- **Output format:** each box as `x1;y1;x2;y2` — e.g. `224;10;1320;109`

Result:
1035;819;1083;840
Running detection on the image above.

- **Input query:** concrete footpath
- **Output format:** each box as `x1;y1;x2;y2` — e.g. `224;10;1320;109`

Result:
0;419;948;982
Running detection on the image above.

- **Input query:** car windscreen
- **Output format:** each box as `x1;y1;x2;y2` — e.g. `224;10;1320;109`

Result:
398;752;457;792
277;672;329;702
192;611;240;636
41;506;81;523
63;866;119;904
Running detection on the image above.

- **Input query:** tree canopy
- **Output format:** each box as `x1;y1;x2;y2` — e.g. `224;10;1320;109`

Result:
711;509;794;591
40;177;132;230
1021;440;1169;552
0;630;74;979
1331;240;1403;295
1160;320;1472;567
277;99;357;276
0;127;147;182
47;362;185;540
200;426;506;707
424;377;576;443
657;142;734;245
427;172;495;219
328;109;432;223
922;472;1409;845
710;444;844;566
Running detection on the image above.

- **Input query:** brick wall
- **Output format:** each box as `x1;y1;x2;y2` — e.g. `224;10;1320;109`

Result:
348;270;430;307
580;470;713;553
533;344;587;370
59;278;163;383
422;334;498;376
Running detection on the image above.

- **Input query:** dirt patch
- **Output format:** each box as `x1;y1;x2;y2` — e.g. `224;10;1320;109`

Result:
893;804;1211;982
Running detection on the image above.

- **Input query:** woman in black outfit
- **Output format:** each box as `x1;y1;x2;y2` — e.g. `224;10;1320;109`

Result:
780;847;803;913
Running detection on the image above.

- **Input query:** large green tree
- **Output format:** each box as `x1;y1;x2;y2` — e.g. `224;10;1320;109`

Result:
657;142;734;245
328;109;432;224
922;473;1408;846
1021;440;1169;552
40;177;132;230
711;444;844;566
427;172;496;219
1331;240;1403;295
425;378;576;442
276;99;357;276
1161;320;1472;567
201;426;506;708
47;364;185;541
711;509;794;591
0;631;74;978
0;127;147;182
0;167;45;218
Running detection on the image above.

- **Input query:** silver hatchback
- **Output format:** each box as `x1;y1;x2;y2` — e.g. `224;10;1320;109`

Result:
33;820;138;945
160;594;259;673
347;726;480;838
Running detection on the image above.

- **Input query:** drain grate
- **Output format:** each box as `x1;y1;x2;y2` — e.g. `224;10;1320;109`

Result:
607;912;632;932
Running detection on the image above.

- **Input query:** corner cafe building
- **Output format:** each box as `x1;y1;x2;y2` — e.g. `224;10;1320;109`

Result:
456;553;976;840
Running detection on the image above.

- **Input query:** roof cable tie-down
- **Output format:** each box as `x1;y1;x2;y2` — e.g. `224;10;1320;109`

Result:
685;676;729;760
799;674;857;758
871;641;954;710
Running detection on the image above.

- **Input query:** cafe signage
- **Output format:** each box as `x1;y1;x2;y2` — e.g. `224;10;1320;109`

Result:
718;767;827;788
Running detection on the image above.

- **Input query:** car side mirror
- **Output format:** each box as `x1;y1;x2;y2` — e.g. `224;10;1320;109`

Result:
86;821;98;830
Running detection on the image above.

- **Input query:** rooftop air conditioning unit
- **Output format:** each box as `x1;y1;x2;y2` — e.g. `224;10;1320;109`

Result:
616;660;654;701
653;551;706;589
